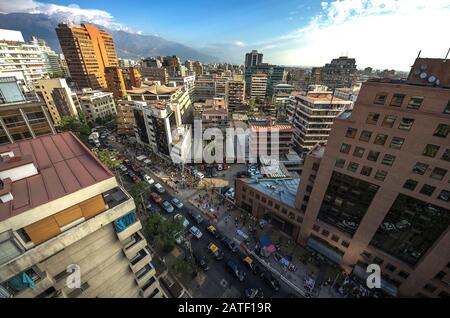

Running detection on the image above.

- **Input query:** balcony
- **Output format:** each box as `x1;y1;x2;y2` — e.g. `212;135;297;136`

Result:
14;271;55;299
129;248;152;273
122;232;147;259
115;212;142;242
135;263;157;288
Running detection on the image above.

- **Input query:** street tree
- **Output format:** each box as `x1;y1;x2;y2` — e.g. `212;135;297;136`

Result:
59;114;91;143
144;214;184;253
93;149;119;170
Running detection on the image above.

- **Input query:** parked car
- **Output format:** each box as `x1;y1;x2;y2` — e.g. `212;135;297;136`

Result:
171;198;184;209
119;164;127;172
188;210;204;225
174;214;189;228
150;192;162;204
193;251;209;271
226;260;246;282
195;172;205;180
143;174;154;185
244;288;264;298
242;256;263;275
154;183;165;194
221;237;238;253
261;272;280;291
161;201;174;213
207;243;224;260
190;226;203;239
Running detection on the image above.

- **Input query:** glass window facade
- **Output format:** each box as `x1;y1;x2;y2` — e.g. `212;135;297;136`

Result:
318;171;380;236
370;194;450;266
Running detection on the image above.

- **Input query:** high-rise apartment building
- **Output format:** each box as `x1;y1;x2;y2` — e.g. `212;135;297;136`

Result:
225;77;245;112
321;56;357;89
30;37;63;76
0;132;165;298
309;67;322;86
245;64;286;98
105;67;127;99
0;29;47;89
287;88;352;153
34;78;80;126
122;67;142;90
245;50;263;68
116;100;139;135
77;89;116;123
250;72;268;100
56;24;119;90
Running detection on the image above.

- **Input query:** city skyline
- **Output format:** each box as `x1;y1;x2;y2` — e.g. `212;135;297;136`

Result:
1;0;450;70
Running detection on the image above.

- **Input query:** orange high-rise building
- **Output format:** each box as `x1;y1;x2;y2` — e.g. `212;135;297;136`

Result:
105;66;127;99
56;23;119;90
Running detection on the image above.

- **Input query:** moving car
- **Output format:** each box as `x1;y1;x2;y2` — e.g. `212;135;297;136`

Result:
150;192;162;204
187;210;204;225
171;198;184;209
221;237;238;253
174;214;189;228
161;201;174;213
207;243;224;260
190;226;203;239
261;272;280;291
244;288;264;299
143;174;154;185
154;183;165;194
205;224;223;240
226;260;246;282
242;256;263;275
193;251;209;271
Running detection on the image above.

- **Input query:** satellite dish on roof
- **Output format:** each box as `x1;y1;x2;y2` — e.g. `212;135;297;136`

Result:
414;70;421;75
420;72;428;79
420;64;428;70
428;76;436;83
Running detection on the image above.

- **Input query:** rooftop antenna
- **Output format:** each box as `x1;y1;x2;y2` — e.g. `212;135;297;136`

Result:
416;50;422;59
444;48;450;62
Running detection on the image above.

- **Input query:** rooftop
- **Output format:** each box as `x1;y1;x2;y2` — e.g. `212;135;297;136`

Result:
127;84;180;95
241;177;300;209
0;132;114;221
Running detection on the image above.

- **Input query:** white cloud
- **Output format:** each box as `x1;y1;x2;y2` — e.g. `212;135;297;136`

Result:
262;0;450;70
234;41;246;47
0;0;135;32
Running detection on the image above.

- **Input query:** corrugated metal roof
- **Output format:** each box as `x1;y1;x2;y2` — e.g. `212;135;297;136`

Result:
0;132;114;221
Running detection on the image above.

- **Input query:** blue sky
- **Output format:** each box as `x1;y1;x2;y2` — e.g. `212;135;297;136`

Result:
2;0;450;70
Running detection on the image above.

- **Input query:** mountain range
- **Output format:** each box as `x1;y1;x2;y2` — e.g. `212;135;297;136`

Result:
0;13;219;63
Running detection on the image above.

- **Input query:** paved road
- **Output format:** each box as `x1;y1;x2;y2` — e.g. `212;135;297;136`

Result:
101;135;298;298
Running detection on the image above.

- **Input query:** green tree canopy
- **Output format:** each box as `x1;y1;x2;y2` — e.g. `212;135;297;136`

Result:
144;214;184;253
59;114;91;143
93;149;119;170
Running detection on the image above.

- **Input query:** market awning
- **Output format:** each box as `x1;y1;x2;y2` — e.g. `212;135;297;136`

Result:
306;237;343;264
259;235;272;247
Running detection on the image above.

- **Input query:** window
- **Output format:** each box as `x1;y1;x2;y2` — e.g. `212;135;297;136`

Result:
374;170;388;181
335;159;345;168
281;208;287;215
389;137;405;150
331;235;340;242
382;115;397;128
435;271;446;280
313;225;320;232
312;163;320;171
423;144;440;158
366;113;380;125
346;127;357;139
407;96;424;110
268;200;273;207
341;241;350;248
412;162;429;175
382;154;396;166
403;179;418;191
398;271;410;279
430;167;447;181
374;134;388;145
390;94;405;107
437;190;450;202
340;143;351;154
255;193;260;200
367;151;380;162
359;130;372;142
321;229;330;237
420;184;436;196
444;100;450;114
433;124;450;138
353;147;365;158
262;197;267;203
423;284;437;294
374;93;387;105
398;118;415;131
361;166;373;177
274;204;280;210
347;162;359;172
442;149;450;162
385;264;397;272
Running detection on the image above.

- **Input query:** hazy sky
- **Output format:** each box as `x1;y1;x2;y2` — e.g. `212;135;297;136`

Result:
1;0;449;70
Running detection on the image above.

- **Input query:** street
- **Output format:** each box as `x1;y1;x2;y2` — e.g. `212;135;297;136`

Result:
104;135;299;298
